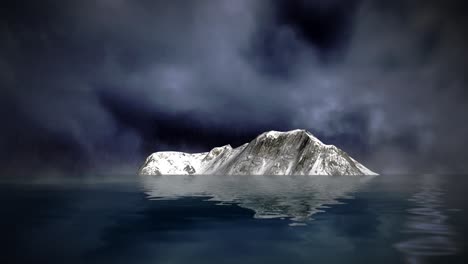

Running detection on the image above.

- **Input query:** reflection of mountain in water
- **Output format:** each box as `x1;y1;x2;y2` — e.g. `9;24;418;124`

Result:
395;175;458;264
141;175;374;223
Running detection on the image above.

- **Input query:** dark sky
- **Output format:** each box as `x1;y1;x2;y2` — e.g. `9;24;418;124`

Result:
1;0;468;175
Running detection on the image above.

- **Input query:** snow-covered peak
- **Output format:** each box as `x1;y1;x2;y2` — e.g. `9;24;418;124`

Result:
261;129;325;145
140;129;378;176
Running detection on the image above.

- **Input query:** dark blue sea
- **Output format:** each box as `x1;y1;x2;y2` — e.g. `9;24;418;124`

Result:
1;175;467;264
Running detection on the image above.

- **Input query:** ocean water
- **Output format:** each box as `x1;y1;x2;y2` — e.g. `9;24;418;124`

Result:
1;174;467;264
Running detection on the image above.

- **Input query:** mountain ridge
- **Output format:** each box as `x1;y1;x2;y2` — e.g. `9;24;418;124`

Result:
139;129;377;175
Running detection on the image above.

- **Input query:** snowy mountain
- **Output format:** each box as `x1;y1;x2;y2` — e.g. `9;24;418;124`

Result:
139;129;377;176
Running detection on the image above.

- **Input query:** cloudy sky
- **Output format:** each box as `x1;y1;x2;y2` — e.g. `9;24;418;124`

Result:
1;0;468;175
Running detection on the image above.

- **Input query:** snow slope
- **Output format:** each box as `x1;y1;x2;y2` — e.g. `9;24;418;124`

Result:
139;129;378;175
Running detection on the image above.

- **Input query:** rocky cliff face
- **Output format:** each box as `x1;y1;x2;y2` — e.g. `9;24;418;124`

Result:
139;129;377;175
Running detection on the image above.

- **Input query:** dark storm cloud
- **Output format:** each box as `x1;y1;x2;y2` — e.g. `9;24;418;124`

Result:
340;0;468;172
1;0;468;175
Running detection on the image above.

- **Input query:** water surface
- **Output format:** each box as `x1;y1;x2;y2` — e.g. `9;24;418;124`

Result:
0;174;466;264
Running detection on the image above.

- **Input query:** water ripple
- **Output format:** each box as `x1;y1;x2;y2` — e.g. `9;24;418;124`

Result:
395;175;458;263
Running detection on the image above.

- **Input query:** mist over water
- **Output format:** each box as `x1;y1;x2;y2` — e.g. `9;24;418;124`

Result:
1;174;467;264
